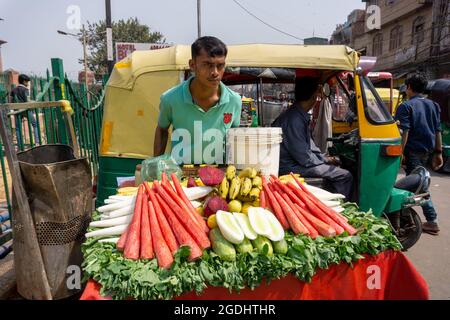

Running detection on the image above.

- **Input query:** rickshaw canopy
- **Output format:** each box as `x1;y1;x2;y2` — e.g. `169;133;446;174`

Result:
101;44;360;158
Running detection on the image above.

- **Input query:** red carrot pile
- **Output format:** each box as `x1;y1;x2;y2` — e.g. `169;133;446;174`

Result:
118;172;210;269
262;173;357;239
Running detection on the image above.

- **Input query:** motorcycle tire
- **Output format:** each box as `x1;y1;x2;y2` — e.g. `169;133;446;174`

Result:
397;208;422;251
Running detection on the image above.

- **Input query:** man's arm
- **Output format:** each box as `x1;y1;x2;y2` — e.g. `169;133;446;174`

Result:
432;131;443;171
153;125;169;156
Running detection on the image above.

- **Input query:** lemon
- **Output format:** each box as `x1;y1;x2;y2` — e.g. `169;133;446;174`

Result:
241;203;253;214
196;207;205;216
207;214;217;229
228;200;242;213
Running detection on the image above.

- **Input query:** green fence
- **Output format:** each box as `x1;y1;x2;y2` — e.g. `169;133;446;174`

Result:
0;58;104;249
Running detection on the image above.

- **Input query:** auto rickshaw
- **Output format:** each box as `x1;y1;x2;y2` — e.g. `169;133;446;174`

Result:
98;44;426;249
427;78;450;172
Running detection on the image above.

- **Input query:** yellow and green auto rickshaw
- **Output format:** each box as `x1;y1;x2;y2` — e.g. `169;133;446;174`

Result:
98;44;427;249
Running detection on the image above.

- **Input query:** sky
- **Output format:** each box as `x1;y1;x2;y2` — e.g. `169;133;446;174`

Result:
0;0;365;80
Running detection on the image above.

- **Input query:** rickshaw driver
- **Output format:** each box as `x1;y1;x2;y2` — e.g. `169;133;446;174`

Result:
153;36;242;163
272;77;354;200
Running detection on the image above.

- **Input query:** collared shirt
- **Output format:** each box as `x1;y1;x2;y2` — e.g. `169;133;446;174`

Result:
158;77;242;164
272;104;325;175
394;95;441;153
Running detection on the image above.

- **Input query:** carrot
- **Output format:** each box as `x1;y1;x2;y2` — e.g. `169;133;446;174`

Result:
269;179;284;195
155;194;203;261
286;182;307;208
170;173;209;233
295;203;336;237
273;191;308;235
145;184;178;254
116;226;129;251
260;190;267;209
271;178;306;209
148;201;173;269
153;181;211;249
161;182;206;233
262;177;289;230
123;185;144;260
140;196;154;259
161;171;169;186
281;193;318;238
292;179;356;235
291;187;345;235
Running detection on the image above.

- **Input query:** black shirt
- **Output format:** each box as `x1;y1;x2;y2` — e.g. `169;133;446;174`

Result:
10;85;29;103
272;104;325;175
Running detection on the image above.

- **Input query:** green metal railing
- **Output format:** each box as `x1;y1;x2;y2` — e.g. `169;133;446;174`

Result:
0;58;104;249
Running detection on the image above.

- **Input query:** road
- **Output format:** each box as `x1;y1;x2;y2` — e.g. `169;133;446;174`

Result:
403;169;450;300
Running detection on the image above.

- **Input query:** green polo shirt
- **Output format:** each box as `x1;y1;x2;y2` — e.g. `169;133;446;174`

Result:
158;77;242;164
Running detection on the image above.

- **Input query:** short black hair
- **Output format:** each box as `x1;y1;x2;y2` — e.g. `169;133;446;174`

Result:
405;72;428;94
295;77;320;101
18;74;30;85
191;36;227;59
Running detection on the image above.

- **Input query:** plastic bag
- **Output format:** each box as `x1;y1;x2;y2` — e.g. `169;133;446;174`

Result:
140;154;183;182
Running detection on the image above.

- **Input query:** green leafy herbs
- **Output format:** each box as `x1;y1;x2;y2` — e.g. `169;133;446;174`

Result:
81;204;401;300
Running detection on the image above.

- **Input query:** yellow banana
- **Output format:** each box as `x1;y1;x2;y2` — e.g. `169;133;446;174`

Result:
240;177;252;196
218;177;229;199
228;176;241;200
226;165;237;180
249;187;261;201
252;176;262;189
238;167;257;179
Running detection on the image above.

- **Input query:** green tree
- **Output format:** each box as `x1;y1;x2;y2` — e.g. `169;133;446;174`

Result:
82;17;165;78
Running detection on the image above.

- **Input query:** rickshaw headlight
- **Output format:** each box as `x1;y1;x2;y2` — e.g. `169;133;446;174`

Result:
380;144;403;157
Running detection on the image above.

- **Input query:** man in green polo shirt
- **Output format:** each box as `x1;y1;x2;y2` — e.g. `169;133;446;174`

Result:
153;36;242;164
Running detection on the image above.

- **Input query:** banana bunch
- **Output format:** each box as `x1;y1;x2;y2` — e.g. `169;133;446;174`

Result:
218;177;229;199
279;173;304;185
117;186;139;196
221;165;263;204
228;176;241;200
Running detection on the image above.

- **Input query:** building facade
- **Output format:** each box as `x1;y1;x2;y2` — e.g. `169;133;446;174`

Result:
332;0;450;81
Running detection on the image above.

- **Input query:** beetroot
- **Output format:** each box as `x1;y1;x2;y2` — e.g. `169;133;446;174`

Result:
198;166;225;186
204;196;229;217
187;177;198;188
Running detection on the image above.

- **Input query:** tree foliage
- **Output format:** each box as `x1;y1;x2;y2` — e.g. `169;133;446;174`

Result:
81;17;165;78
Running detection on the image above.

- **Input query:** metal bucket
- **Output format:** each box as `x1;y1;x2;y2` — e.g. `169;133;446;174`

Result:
12;144;92;299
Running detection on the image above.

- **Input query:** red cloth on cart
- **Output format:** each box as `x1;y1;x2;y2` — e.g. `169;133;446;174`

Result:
80;250;429;300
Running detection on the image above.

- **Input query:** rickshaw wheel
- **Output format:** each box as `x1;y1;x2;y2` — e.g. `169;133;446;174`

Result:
397;208;423;251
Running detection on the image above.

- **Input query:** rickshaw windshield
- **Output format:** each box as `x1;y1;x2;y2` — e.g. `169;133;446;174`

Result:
361;76;394;124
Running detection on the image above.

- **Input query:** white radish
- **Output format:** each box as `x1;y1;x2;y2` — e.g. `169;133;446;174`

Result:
97;196;135;212
321;200;342;208
98;237;120;244
304;184;345;201
90;215;132;228
100;214;110;220
190;200;202;209
85;224;128;238
333;206;345;213
109;195;134;201
182;186;213;200
104;199;121;204
108;204;134;218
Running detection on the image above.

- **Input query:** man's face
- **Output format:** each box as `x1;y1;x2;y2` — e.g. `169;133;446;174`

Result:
24;80;30;88
189;49;226;89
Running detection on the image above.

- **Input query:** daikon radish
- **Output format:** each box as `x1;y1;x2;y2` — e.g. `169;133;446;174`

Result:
322;200;342;208
99;237;120;243
109;195;134;201
85;224;128;238
108;204;135;218
89;214;132;228
104;199;121;204
303;184;345;201
97;196;135;212
190;200;202;209
181;186;213;200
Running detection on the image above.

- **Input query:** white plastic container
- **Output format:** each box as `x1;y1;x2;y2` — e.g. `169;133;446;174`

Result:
226;127;283;177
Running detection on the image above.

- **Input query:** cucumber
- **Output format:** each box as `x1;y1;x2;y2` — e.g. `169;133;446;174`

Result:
273;238;288;255
251;235;273;256
235;237;254;254
209;228;236;261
